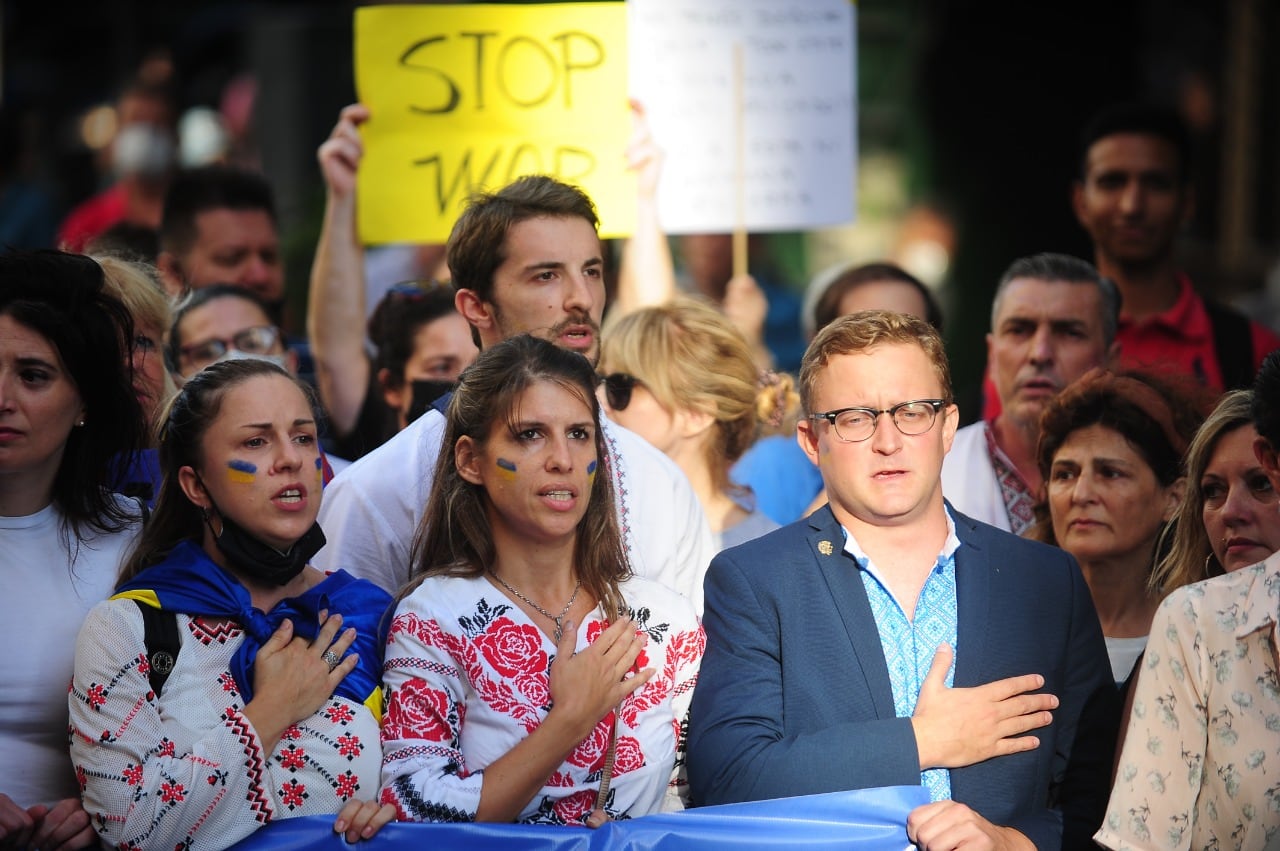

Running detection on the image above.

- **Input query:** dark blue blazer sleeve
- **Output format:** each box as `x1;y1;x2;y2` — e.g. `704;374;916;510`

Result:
688;525;922;805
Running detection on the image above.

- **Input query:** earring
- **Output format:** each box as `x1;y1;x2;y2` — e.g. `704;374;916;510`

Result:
75;419;86;427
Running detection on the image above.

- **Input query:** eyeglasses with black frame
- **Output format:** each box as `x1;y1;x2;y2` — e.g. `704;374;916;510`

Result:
808;399;947;443
599;373;642;411
180;325;281;366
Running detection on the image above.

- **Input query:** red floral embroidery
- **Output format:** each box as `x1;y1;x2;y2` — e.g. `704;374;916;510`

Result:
123;764;143;786
337;733;362;759
553;789;595;824
546;770;575;788
474;617;547;679
280;779;308;809
75;765;87;792
218;672;238;694
613;736;645;774
279;746;307;770
514;672;550;708
86;683;107;709
566;719;611;770
334;771;359;799
280;725;302;741
324;703;355;725
136;654;150;675
159;781;185;803
632;639;650;674
392;612;466;659
158;739;175;757
383;679;452;742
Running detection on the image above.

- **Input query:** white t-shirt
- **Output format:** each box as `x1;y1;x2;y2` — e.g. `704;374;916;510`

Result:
315;407;716;613
0;499;142;806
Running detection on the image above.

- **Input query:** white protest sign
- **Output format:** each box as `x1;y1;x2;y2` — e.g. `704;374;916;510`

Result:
628;0;856;234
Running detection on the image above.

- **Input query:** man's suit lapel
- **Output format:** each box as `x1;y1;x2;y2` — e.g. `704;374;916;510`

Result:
950;508;992;689
807;506;898;718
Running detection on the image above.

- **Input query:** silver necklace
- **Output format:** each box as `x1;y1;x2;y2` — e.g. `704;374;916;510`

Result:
490;573;582;642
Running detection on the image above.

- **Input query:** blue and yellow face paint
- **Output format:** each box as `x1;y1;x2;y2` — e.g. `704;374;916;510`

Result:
315;456;324;484
226;459;257;484
495;458;518;481
587;458;598;488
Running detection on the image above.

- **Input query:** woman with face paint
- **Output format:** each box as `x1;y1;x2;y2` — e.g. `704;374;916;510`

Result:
379;335;705;827
68;359;396;849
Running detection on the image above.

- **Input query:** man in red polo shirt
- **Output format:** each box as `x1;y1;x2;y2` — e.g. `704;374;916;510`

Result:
1072;102;1280;393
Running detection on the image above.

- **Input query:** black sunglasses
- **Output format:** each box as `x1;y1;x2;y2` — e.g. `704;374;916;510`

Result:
600;373;642;411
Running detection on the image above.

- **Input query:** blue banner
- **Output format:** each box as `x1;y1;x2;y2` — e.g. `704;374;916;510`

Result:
229;785;929;850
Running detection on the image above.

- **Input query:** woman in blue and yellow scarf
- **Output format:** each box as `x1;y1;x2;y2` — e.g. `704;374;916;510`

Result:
69;358;395;850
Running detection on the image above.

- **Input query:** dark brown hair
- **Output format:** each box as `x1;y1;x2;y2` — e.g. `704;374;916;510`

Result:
406;335;629;620
445;175;599;306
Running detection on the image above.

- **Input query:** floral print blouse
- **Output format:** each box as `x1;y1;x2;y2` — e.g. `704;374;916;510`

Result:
380;573;704;825
1095;550;1280;850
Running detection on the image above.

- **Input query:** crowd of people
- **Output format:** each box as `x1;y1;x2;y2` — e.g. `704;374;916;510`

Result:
1;83;1279;851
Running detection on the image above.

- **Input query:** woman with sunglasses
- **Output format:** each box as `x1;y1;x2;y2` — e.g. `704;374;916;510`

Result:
598;296;797;551
380;335;704;826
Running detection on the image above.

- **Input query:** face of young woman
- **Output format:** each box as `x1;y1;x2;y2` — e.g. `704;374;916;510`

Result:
1048;423;1180;567
182;373;323;552
458;379;598;550
0;314;85;507
1201;424;1280;572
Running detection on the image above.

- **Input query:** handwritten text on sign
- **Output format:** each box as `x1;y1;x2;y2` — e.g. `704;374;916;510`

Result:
628;0;856;234
355;4;632;244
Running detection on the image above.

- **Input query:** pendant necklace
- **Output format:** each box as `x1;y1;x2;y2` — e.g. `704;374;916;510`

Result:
490;572;582;642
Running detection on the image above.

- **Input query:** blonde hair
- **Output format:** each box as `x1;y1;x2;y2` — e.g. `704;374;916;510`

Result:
600;295;798;494
1151;389;1256;594
94;254;178;424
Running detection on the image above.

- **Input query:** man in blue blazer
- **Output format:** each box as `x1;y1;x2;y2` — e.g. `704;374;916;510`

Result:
688;311;1117;851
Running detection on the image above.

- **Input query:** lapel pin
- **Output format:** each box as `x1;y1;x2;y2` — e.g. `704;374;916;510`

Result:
818;540;834;556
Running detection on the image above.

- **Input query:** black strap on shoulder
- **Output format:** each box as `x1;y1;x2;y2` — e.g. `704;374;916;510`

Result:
133;600;180;697
1204;299;1254;391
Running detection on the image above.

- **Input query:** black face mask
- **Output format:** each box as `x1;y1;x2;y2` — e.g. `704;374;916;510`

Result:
202;496;327;587
407;379;457;424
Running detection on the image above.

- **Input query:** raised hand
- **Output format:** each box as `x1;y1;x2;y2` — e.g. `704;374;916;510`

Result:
625;99;664;200
910;644;1057;770
317;103;369;198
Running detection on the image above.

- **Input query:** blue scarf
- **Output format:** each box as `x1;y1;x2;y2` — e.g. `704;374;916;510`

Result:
114;540;392;711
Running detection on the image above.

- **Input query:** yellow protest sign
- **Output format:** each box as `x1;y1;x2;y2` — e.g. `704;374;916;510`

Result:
355;3;633;244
